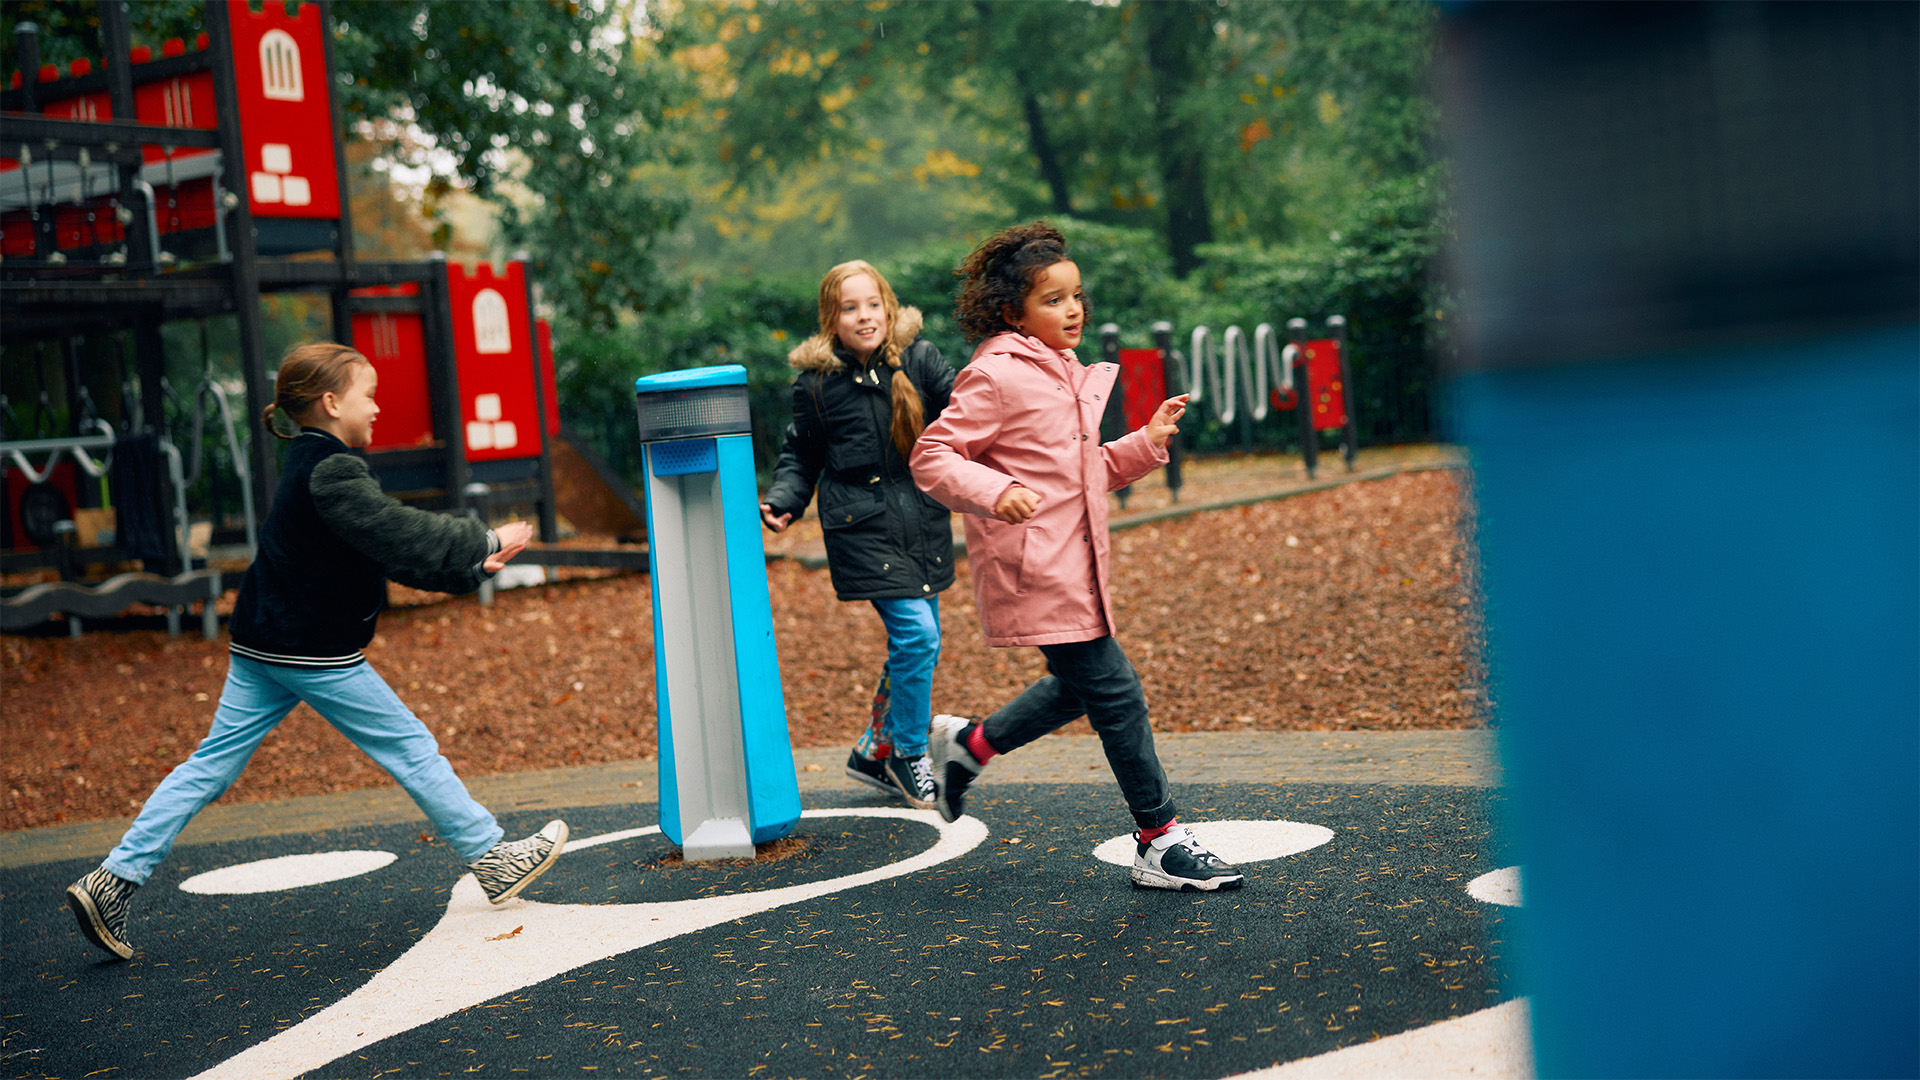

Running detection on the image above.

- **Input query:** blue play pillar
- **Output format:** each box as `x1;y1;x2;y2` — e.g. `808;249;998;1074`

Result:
1441;5;1917;1077
634;365;800;860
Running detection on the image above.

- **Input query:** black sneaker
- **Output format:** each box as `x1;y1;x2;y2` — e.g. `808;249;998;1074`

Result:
469;819;569;904
845;746;899;796
66;866;138;960
928;714;985;823
1131;825;1245;892
884;753;936;811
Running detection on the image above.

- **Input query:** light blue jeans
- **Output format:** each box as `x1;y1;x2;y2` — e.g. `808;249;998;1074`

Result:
870;596;940;757
103;654;503;884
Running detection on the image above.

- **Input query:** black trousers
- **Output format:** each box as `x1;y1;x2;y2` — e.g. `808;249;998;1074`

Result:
981;635;1176;830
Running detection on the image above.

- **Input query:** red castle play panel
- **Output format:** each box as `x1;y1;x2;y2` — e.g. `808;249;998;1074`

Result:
446;261;543;463
226;0;340;221
350;284;435;453
350;264;549;464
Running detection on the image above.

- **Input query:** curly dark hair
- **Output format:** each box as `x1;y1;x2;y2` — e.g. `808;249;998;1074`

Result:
953;220;1086;343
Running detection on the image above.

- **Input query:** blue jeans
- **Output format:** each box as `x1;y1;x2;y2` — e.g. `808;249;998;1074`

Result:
870;596;940;757
103;655;503;884
981;636;1176;831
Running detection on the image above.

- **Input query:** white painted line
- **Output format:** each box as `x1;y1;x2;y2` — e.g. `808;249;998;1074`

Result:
190;807;985;1080
1228;997;1534;1080
1091;819;1336;867
178;851;398;895
1467;866;1523;907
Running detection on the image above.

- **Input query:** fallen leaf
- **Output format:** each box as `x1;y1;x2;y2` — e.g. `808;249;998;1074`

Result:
487;926;524;941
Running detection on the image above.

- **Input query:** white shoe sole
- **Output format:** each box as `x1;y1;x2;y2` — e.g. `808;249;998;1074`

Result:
845;762;900;796
1129;864;1246;892
66;884;133;959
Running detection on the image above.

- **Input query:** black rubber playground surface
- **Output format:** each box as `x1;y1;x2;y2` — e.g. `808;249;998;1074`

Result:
2;782;1514;1079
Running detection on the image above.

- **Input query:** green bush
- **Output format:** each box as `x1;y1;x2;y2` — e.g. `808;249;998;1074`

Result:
554;174;1447;487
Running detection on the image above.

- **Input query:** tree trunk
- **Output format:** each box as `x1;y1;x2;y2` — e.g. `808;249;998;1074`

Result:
1141;2;1214;277
976;1;1075;216
1021;90;1075;216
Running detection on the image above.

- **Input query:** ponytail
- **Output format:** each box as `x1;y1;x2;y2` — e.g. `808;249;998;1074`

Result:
264;342;366;439
886;344;924;458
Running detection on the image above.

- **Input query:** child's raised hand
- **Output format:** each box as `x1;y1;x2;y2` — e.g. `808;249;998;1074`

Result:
1146;394;1190;448
760;503;793;533
993;484;1042;524
485;520;533;572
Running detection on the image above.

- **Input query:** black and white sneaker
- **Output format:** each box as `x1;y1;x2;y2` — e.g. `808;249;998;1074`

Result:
845;746;899;796
928;714;986;823
469;819;569;904
884;753;936;810
66;865;138;960
1131;825;1245;892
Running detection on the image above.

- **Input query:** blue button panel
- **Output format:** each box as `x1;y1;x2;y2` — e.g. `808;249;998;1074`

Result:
649;438;719;477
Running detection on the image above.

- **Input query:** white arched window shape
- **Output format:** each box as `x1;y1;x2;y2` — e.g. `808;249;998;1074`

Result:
472;289;513;354
259;30;304;102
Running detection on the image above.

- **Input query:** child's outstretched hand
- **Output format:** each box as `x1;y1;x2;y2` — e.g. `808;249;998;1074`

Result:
760;503;793;533
485;521;532;572
1146;394;1190;448
994;484;1042;524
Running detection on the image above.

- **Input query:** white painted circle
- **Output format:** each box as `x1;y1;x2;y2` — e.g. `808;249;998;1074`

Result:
1467;865;1522;907
1091;819;1334;867
178;850;398;895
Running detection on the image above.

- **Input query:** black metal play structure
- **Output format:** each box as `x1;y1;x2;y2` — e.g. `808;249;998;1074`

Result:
2;1;640;637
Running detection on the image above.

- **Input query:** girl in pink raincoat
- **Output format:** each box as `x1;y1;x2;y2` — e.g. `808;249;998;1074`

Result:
910;221;1243;892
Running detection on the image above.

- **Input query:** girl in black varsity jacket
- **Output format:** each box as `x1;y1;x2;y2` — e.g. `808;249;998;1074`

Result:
65;343;567;962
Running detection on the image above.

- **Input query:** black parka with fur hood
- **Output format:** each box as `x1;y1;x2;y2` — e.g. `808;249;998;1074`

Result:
763;306;957;602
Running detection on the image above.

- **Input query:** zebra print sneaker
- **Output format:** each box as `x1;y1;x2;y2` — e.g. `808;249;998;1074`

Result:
469;819;569;904
66;866;138;960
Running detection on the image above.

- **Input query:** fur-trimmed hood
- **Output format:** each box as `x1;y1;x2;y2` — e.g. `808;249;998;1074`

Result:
787;306;925;374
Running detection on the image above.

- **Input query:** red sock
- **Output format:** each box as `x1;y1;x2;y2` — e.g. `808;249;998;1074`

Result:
1138;818;1179;843
964;724;998;764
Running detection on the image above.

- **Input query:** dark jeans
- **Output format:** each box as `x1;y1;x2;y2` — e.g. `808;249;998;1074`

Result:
981;636;1176;830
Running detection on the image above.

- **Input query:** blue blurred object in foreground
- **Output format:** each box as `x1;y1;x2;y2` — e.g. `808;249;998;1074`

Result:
1441;3;1918;1076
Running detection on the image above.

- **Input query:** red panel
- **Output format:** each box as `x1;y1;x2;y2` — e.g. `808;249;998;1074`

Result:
3;462;80;552
1;212;35;258
41;89;112;122
224;0;341;221
53;198;126;248
353;310;435;451
135;70;217;160
1116;348;1167;432
1304;339;1348;431
536;318;561;437
445;261;541;463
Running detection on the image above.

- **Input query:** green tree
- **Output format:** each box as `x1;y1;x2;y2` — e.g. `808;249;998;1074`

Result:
330;0;686;332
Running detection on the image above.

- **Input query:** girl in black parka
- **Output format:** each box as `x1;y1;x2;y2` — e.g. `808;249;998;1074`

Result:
760;260;956;809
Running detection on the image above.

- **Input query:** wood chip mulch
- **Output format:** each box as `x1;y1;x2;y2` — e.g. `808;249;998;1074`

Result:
1;468;1487;833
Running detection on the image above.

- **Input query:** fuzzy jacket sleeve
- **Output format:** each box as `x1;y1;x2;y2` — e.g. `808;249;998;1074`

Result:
309;454;494;590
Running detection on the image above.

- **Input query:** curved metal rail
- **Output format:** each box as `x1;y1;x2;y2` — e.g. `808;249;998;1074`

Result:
1183;324;1297;425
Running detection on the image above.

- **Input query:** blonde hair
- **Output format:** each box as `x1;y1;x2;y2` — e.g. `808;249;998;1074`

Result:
262;341;368;440
816;260;924;458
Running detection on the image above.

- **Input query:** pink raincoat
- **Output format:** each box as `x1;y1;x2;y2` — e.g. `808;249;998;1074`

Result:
910;332;1167;647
